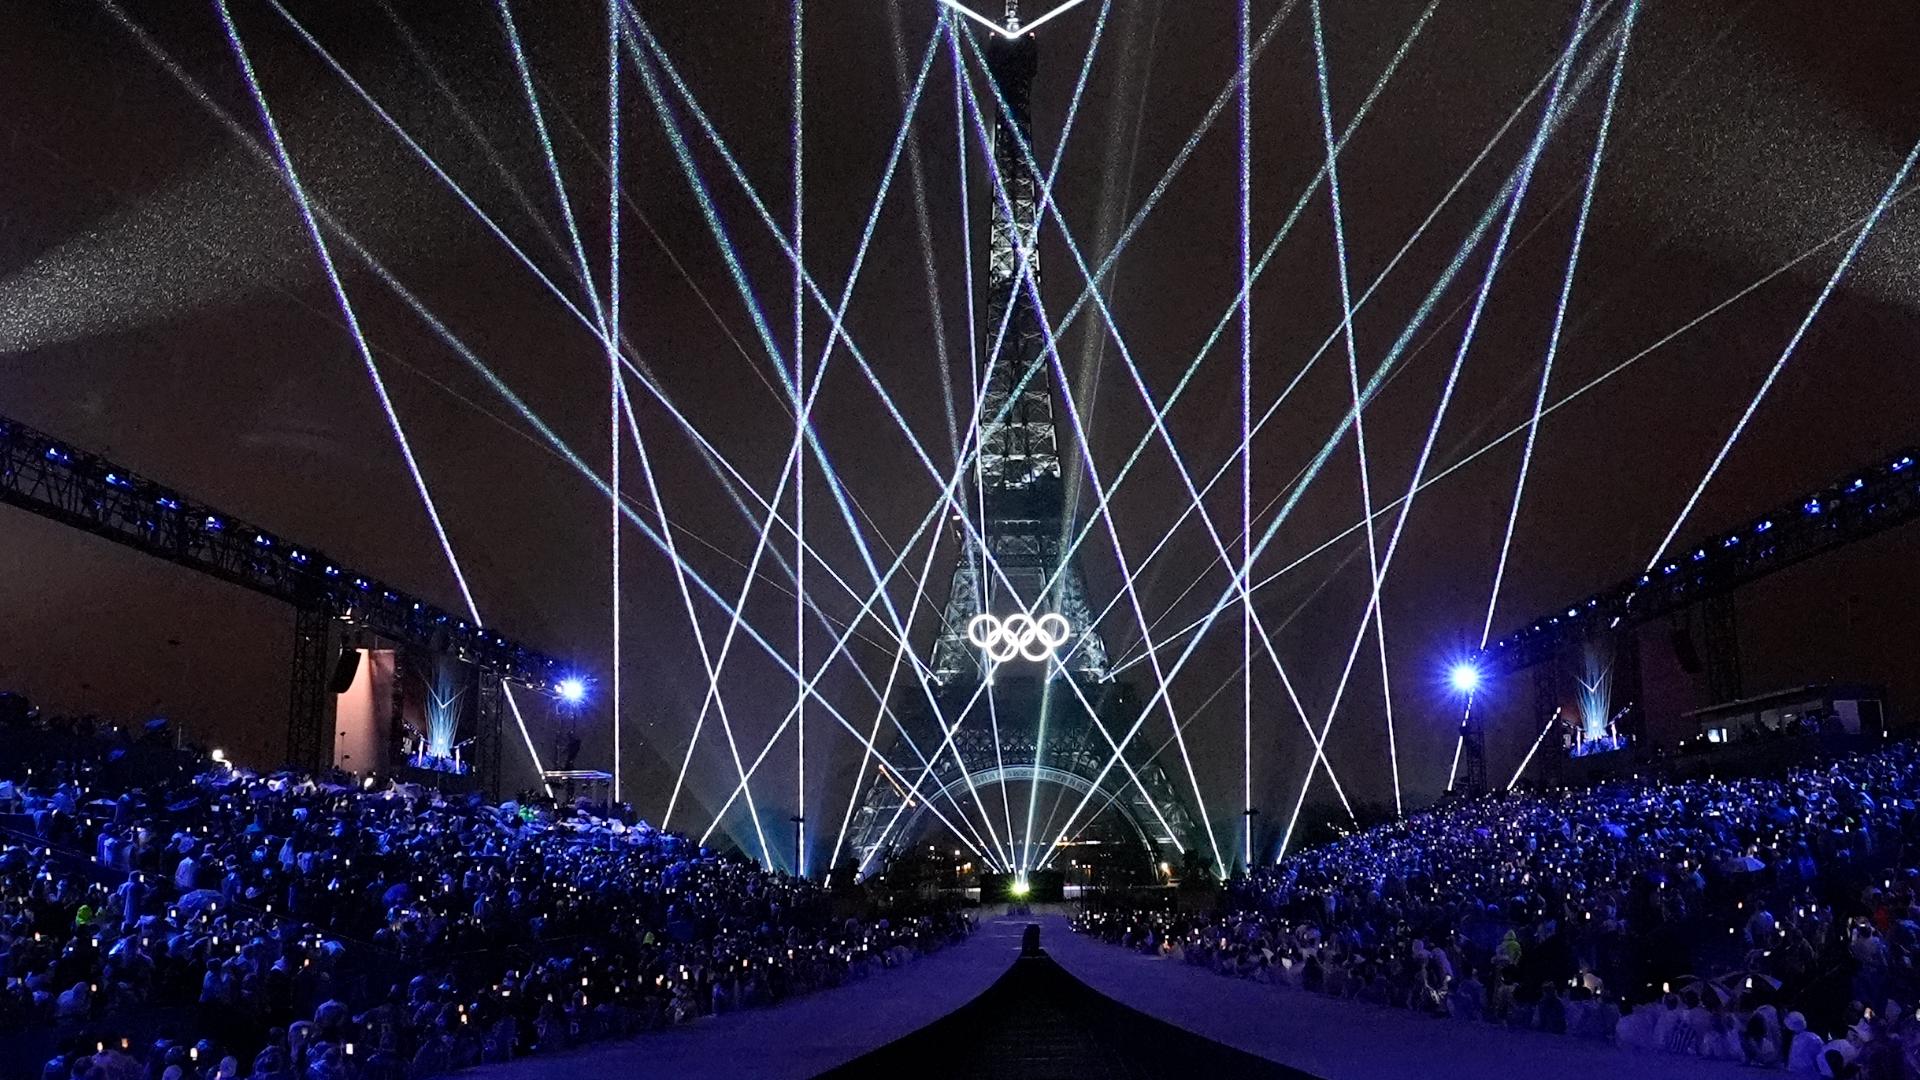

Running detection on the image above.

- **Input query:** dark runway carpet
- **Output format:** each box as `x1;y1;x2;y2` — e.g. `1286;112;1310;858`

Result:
816;931;1320;1080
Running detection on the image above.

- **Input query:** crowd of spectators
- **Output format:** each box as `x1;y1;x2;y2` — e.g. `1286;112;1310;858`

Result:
0;710;969;1080
1077;740;1920;1076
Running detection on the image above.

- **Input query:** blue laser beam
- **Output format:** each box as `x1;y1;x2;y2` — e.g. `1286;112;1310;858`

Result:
1045;0;1616;873
271;0;910;649
216;0;483;627
1508;708;1562;791
952;21;1226;875
1480;0;1640;652
960;3;1215;871
824;500;977;873
1105;2;1619;677
497;0;608;334
864;31;1205;876
1311;0;1398;818
791;0;807;878
960;13;1419;826
126;0;979;839
606;0;624;807
637;15;1017;867
1237;0;1254;866
1025;1;1448;673
635;8;1148;865
1248;175;1917;622
1276;0;1600;859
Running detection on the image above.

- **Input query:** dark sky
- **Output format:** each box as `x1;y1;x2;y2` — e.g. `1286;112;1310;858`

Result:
1;0;1917;865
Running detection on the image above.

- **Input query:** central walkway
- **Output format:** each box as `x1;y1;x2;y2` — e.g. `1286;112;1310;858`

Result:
488;912;1770;1079
819;925;1316;1079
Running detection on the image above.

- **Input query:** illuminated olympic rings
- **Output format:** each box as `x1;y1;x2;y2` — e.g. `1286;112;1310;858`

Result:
965;612;1073;663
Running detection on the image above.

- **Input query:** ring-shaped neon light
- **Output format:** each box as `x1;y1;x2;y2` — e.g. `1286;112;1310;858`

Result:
967;612;1072;664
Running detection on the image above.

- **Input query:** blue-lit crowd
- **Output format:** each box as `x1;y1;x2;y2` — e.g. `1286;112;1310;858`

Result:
0;714;969;1080
1077;740;1920;1076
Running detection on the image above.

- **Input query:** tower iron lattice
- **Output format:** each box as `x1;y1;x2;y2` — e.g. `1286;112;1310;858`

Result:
845;22;1205;875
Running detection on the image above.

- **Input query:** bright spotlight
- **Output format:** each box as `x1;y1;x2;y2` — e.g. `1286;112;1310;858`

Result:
1448;663;1481;694
209;748;227;764
556;678;587;705
1009;878;1031;899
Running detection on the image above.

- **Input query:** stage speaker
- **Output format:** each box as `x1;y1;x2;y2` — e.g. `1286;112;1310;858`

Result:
1669;627;1702;674
328;649;362;694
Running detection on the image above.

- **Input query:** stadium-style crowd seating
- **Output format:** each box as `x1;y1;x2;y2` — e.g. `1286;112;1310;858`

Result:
1077;740;1920;1075
0;705;969;1080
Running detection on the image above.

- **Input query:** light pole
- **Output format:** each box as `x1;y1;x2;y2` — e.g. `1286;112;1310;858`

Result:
791;815;805;879
1446;662;1486;796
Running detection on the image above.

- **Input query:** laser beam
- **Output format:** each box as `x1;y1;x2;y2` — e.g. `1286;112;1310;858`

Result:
606;0;624;807
1276;0;1600;860
1311;0;1397;817
1640;132;1920;577
1480;0;1640;652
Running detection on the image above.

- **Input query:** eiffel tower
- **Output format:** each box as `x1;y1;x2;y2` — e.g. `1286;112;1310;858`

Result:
844;9;1204;876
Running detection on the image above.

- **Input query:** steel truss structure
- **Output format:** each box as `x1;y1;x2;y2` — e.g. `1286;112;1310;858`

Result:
289;604;335;774
0;411;568;774
850;26;1203;870
846;678;1200;864
926;29;1106;685
1478;444;1920;681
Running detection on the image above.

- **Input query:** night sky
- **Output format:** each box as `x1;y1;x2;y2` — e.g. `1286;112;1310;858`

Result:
2;0;1917;864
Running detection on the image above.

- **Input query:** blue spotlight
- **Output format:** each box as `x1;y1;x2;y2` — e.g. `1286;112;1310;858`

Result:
557;678;587;705
1449;663;1482;695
